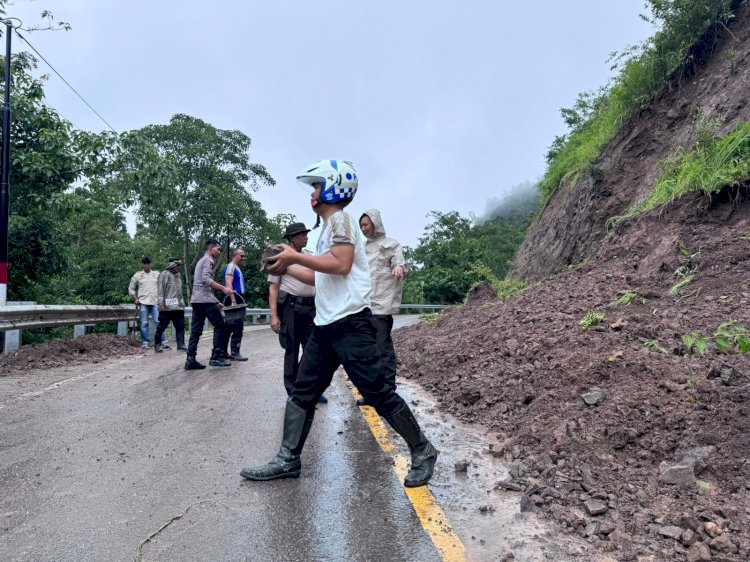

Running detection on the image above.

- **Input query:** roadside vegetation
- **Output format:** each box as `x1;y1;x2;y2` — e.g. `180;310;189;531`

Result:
541;0;740;206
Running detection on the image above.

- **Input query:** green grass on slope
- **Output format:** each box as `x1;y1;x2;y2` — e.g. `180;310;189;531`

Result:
540;0;737;206
608;121;750;228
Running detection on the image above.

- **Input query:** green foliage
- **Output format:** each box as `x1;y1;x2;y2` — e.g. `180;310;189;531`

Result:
419;312;443;325
580;311;606;331
642;339;671;354
617;292;638;306
403;209;531;304
610;121;750;227
682;331;708;355
714;321;750;353
540;0;737;205
467;262;529;301
669;274;695;297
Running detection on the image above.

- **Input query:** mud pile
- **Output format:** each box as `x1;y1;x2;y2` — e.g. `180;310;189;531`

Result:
0;334;143;374
396;190;750;560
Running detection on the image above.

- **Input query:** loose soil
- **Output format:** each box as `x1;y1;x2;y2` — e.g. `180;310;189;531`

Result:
396;191;750;561
0;334;143;375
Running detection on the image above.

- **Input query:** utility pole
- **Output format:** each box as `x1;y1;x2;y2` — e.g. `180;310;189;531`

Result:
0;21;12;307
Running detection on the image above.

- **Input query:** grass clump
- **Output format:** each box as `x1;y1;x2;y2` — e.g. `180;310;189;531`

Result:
643;339;671;354
617;292;638;306
610;121;750;227
580;311;606;331
682;331;708;355
541;0;738;206
467;262;530;301
714;320;750;353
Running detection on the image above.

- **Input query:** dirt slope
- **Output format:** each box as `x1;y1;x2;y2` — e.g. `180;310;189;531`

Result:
511;1;750;282
397;191;750;560
397;5;750;560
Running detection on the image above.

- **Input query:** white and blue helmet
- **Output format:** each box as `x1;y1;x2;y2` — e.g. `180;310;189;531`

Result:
297;159;358;208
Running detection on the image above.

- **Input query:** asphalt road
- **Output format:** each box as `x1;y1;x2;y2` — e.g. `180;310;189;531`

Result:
0;321;444;562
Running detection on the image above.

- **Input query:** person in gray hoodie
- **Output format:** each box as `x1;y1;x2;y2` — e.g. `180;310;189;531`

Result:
358;209;407;406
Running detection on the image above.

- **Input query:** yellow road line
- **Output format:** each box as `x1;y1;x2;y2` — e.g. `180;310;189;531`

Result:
346;377;466;562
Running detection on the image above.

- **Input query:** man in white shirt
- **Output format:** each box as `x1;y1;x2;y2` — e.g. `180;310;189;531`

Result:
128;256;168;349
241;160;437;488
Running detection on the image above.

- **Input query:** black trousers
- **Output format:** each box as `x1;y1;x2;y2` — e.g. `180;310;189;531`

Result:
290;308;405;417
154;309;185;347
372;314;396;390
225;319;244;356
279;301;315;395
187;302;228;360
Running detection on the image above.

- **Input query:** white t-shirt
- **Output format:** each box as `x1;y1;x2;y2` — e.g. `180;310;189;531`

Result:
314;210;371;326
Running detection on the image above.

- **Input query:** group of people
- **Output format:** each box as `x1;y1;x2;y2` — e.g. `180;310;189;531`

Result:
128;244;250;368
129;158;438;488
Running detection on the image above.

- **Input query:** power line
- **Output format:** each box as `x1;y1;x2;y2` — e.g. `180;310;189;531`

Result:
12;29;117;133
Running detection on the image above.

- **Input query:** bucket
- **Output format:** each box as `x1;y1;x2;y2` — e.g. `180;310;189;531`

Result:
223;293;247;325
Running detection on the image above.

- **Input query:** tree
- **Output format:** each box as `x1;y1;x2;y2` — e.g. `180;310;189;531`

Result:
126;114;275;297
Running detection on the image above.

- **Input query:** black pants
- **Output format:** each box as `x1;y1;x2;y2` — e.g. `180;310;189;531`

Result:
187;302;228;360
225;319;244;356
290;308;405;417
279;300;316;395
154;309;185;347
372;314;396;390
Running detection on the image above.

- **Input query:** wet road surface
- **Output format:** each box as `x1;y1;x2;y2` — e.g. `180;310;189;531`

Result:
0;318;591;561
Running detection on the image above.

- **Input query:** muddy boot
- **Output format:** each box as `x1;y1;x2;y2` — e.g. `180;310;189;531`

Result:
175;329;187;351
240;400;314;481
184;354;206;370
154;343;163;353
385;403;438;487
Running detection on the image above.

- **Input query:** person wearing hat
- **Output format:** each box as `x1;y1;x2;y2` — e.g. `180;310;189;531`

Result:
154;257;187;353
128;256;168;349
268;222;327;403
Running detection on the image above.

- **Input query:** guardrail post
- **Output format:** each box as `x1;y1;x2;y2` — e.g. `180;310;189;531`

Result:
3;328;19;352
117;321;128;337
73;324;86;339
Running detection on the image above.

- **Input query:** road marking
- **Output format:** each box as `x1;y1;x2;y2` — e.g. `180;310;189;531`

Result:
345;377;467;562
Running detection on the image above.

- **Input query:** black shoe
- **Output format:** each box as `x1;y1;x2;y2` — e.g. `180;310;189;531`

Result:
385;403;438;487
209;358;231;368
356;397;367;406
230;353;249;361
155;343;163;353
177;345;188;352
317;395;328;404
184;359;206;370
241;401;314;481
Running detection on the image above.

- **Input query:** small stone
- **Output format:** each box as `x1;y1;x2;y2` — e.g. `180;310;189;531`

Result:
599;520;616;535
495;479;523;492
454;460;469;473
705;522;721;538
584;499;608;516
686;542;712;562
681;529;697;546
709;533;737;553
658;525;684;540
478;505;496;514
582;387;605;406
607;529;632;546
519;494;536;513
585;522;600;537
660;462;695;486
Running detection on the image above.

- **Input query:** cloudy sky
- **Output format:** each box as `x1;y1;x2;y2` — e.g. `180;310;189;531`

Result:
7;0;654;247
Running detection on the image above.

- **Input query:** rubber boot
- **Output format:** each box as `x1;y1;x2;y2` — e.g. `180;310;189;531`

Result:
385;403;438;487
184;353;206;370
176;329;187;351
240;400;314;481
230;338;248;361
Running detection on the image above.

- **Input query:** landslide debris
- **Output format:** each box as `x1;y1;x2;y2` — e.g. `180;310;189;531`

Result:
396;190;750;560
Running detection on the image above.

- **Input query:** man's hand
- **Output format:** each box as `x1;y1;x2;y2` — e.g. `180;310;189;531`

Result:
134;298;141;305
158;303;164;312
392;265;406;281
270;314;281;334
221;286;233;296
266;244;299;275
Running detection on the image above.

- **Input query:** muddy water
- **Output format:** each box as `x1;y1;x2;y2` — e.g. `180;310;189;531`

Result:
395;380;595;562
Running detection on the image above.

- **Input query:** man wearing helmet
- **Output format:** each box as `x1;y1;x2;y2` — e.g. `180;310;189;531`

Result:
241;160;438;488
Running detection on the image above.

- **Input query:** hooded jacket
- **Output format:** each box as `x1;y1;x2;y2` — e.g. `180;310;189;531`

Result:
361;209;407;316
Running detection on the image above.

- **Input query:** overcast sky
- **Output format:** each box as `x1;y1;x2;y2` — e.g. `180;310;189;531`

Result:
7;0;654;247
